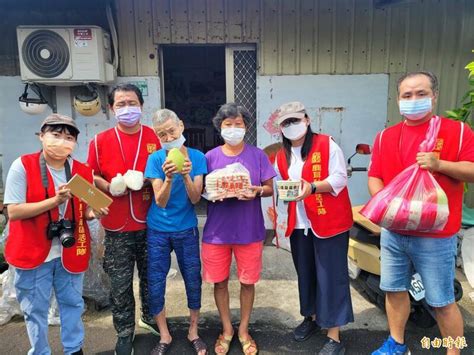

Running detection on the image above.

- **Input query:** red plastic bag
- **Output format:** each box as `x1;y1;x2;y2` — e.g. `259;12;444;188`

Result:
360;116;449;232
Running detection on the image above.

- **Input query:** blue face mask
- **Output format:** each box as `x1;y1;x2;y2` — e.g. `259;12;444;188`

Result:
160;134;186;151
399;98;432;121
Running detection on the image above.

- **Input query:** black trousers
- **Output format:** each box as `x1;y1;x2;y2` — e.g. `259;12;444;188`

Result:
290;229;354;328
103;229;153;337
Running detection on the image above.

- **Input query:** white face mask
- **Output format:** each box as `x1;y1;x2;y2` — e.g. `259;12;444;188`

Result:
160;134;186;151
221;128;245;146
281;121;308;140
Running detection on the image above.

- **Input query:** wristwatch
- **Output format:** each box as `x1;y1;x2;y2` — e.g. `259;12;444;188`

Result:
310;182;317;194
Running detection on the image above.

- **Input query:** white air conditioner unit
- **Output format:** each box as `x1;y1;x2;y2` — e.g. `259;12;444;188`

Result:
17;26;116;85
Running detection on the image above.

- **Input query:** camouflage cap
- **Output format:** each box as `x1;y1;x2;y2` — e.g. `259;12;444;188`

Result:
40;113;80;134
275;101;306;125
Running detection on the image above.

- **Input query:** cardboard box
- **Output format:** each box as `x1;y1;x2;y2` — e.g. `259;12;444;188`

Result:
66;174;113;210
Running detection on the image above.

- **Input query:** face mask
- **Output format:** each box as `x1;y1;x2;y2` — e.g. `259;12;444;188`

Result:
399;98;432;121
221;128;246;146
160;134;186;151
115;106;142;127
42;136;76;159
281;121;308;140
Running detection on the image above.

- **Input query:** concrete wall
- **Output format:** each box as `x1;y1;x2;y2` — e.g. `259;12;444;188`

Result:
0;77;54;193
257;73;389;207
0;76;161;187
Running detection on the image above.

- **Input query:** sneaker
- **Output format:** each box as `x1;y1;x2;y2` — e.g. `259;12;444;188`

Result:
115;333;135;355
138;318;160;337
372;336;411;355
318;338;345;355
293;316;320;342
71;350;83;355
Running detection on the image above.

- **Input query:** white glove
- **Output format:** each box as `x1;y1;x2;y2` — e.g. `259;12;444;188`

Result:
109;173;127;196
123;170;144;191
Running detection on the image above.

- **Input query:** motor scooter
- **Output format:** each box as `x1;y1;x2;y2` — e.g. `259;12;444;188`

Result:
346;144;463;328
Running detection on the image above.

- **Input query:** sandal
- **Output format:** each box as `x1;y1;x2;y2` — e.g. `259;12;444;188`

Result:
239;336;258;355
150;341;172;355
214;333;233;354
189;337;208;354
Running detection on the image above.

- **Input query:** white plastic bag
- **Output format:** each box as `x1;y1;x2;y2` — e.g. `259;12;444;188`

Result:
0;267;23;325
109;173;127;196
204;163;251;201
82;219;111;309
48;293;60;326
123;170;144;191
0;223;21;326
271;179;291;252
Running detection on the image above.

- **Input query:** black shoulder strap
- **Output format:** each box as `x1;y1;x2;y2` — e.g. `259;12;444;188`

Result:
39;153;50;189
64;159;75;221
64;159;72;181
39;154;75;222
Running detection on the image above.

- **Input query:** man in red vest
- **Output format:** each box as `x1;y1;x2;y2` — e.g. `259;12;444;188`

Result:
87;84;161;355
4;114;108;355
369;72;474;355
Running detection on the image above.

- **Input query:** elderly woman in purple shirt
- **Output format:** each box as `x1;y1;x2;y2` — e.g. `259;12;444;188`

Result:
202;103;276;355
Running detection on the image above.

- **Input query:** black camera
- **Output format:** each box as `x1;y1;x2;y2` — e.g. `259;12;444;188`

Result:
47;219;76;248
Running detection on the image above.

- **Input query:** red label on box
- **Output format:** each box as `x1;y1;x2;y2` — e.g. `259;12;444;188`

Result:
74;28;92;40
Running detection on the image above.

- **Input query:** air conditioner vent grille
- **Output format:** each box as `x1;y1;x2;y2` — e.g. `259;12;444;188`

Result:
21;30;70;78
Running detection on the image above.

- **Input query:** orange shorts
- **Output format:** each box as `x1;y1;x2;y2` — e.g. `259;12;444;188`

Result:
201;241;264;285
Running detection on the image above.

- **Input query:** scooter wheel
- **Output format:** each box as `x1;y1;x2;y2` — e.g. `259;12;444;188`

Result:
0;262;8;274
409;306;437;328
454;279;463;302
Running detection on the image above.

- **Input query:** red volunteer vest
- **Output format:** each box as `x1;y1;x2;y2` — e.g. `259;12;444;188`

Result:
377;117;464;237
94;125;159;231
6;152;92;273
276;134;353;238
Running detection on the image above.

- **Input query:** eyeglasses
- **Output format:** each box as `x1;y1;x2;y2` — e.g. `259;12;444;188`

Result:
280;117;302;128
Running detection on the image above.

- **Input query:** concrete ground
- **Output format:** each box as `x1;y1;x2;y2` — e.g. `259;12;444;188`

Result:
1;245;473;354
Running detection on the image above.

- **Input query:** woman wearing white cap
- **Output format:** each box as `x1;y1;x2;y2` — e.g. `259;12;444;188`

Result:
274;102;354;355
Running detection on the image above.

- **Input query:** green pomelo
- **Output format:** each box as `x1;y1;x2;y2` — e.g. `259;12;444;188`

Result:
168;148;185;171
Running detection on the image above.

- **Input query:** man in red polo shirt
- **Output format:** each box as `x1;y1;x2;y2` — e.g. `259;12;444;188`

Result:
87;84;160;355
369;72;474;355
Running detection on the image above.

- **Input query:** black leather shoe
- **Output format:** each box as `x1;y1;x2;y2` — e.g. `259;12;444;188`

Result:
71;350;83;355
293;316;320;342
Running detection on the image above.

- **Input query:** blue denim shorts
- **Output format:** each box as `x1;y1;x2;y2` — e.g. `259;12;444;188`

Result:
380;228;457;307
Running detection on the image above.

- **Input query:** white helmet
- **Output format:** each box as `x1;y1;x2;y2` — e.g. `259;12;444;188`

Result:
74;91;101;117
19;84;48;115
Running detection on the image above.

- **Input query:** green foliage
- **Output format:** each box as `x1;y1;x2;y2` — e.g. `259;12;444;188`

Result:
445;55;474;127
446;55;474;194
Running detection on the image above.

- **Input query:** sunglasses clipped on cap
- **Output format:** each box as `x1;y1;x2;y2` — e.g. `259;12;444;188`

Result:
280;117;303;128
